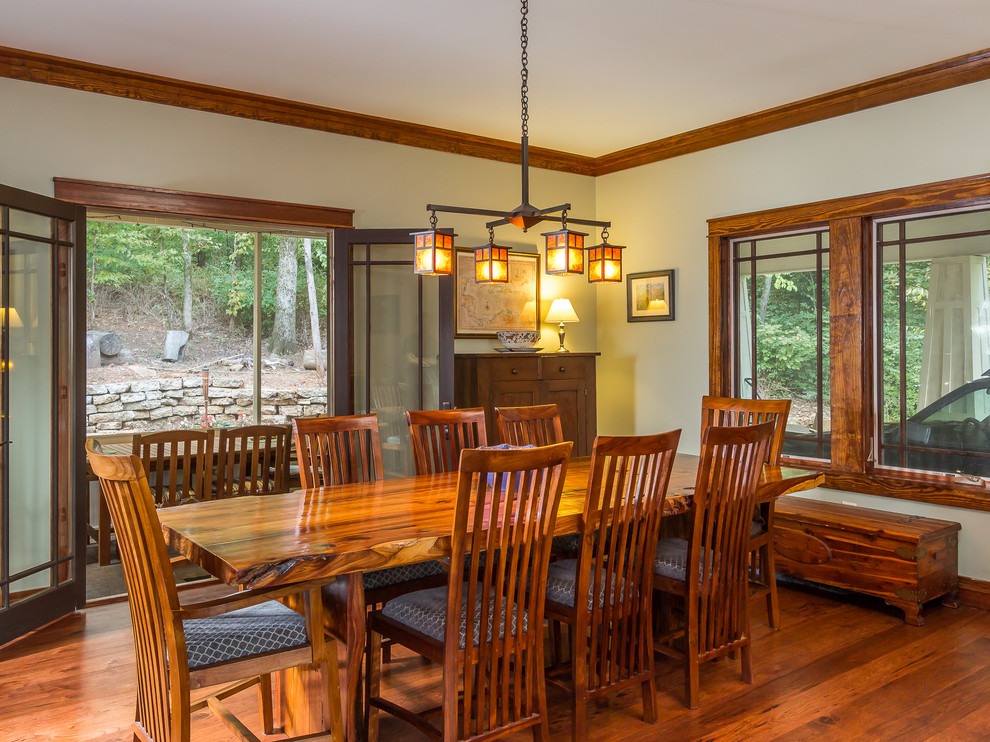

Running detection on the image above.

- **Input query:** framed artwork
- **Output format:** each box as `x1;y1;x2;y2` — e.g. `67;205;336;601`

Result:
454;249;540;337
627;269;675;322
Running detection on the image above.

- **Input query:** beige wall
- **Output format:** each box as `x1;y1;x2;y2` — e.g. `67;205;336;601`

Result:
594;79;990;579
0;77;599;354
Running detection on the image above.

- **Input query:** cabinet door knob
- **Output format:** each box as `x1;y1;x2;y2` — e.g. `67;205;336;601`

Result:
511;368;519;375
559;366;566;373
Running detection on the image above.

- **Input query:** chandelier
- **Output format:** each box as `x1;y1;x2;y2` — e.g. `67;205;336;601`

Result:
413;0;624;284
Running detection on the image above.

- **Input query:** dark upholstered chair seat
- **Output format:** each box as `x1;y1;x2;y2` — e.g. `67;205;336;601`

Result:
363;560;447;591
381;584;528;649
751;517;767;538
545;558;629;611
551;532;582;554
183;601;309;669
654;538;690;581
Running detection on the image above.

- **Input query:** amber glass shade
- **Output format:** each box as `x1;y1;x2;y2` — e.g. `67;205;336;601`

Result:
412;230;455;275
587;243;623;283
543;229;586;275
475;244;510;283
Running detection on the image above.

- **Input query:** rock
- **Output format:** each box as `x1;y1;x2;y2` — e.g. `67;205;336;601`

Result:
86;385;108;395
98;333;124;356
85;334;101;369
159;378;183;391
130;380;162;393
302;349;328;371
105;382;130;394
163;330;190;362
120;392;146;403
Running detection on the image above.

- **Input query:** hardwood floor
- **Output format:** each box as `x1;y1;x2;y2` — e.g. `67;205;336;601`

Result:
2;583;989;741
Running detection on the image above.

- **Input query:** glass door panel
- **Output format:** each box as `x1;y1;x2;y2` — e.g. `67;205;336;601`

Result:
0;185;84;646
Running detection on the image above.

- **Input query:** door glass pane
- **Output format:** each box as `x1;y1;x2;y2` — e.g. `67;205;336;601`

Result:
8;209;52;239
352;244;440;478
877;209;990;477
7;238;54;589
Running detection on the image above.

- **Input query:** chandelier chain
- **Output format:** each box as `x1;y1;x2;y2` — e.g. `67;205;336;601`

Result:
520;0;529;139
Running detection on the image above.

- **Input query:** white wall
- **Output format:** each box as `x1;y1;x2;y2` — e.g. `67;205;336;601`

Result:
595;79;990;579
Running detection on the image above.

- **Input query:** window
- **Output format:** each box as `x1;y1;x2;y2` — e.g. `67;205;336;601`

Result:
86;219;329;434
732;230;830;460
876;208;990;479
708;172;990;510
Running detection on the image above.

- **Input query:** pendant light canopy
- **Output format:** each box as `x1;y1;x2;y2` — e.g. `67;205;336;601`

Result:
415;0;625;279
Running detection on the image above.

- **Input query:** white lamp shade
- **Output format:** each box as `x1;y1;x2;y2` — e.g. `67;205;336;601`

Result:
545;298;579;324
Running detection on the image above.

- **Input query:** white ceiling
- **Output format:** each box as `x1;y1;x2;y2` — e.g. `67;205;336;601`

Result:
3;0;990;156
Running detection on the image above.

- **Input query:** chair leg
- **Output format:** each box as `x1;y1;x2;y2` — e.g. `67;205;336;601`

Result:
572;647;588;742
641;675;657;724
365;629;382;742
763;542;781;630
550;620;563;667
258;673;275;734
740;641;753;684
685;653;700;710
324;639;345;742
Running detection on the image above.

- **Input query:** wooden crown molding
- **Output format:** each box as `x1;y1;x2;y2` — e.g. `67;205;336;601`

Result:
3;44;990;177
594;47;990;176
0;46;596;177
53;178;355;230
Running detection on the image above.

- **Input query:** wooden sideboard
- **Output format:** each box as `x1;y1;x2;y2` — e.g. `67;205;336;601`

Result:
454;352;598;456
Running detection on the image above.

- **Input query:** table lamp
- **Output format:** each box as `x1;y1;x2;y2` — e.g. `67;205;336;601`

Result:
545;298;579;353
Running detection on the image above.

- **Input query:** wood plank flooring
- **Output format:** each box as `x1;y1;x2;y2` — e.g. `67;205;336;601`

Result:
2;583;990;741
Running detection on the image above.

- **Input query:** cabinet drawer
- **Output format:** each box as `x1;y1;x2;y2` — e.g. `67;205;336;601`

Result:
484;357;539;381
540;356;592;379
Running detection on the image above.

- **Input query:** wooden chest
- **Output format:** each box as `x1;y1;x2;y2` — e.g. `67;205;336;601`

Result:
773;495;960;625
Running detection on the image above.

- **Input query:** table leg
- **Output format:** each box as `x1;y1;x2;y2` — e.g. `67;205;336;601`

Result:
345;572;367;742
277;591;331;736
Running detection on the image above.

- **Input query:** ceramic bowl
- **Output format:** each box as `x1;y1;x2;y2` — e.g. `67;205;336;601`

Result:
497;330;540;349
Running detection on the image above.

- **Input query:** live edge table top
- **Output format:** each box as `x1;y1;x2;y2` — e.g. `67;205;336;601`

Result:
158;453;823;590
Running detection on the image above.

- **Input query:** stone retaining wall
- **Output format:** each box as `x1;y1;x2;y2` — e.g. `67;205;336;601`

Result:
85;377;328;433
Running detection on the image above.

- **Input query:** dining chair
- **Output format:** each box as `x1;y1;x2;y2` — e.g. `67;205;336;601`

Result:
495;403;564;447
293;413;384;488
295;415;449;663
653;421;774;709
545;431;680;742
496;403;581;561
215;423;292;498
367;441;573;742
132;429;215;508
86;440;343;742
406;407;488;475
701;395;791;629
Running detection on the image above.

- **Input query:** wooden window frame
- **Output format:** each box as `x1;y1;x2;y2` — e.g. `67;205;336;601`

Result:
709;172;990;512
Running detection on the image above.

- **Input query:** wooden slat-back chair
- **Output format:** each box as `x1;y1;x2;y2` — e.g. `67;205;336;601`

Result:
215;424;291;498
406;408;488;475
292;414;383;488
85;440;343;742
701;395;791;628
653;421;774;709
495;404;564;448
544;431;680;742
132;429;214;508
368;442;573;742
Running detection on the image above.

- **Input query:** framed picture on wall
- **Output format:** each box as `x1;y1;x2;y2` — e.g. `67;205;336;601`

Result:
454;249;540;337
626;269;675;322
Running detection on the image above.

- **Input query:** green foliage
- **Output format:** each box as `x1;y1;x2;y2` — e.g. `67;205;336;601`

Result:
87;222;328;344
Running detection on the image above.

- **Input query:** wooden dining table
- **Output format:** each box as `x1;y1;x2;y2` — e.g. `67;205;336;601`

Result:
158;453;823;741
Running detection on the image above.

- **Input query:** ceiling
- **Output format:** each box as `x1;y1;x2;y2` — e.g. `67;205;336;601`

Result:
3;0;990;156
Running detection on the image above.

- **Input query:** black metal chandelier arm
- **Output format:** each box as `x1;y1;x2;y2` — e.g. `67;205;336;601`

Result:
425;203;523;219
486;212;612;230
